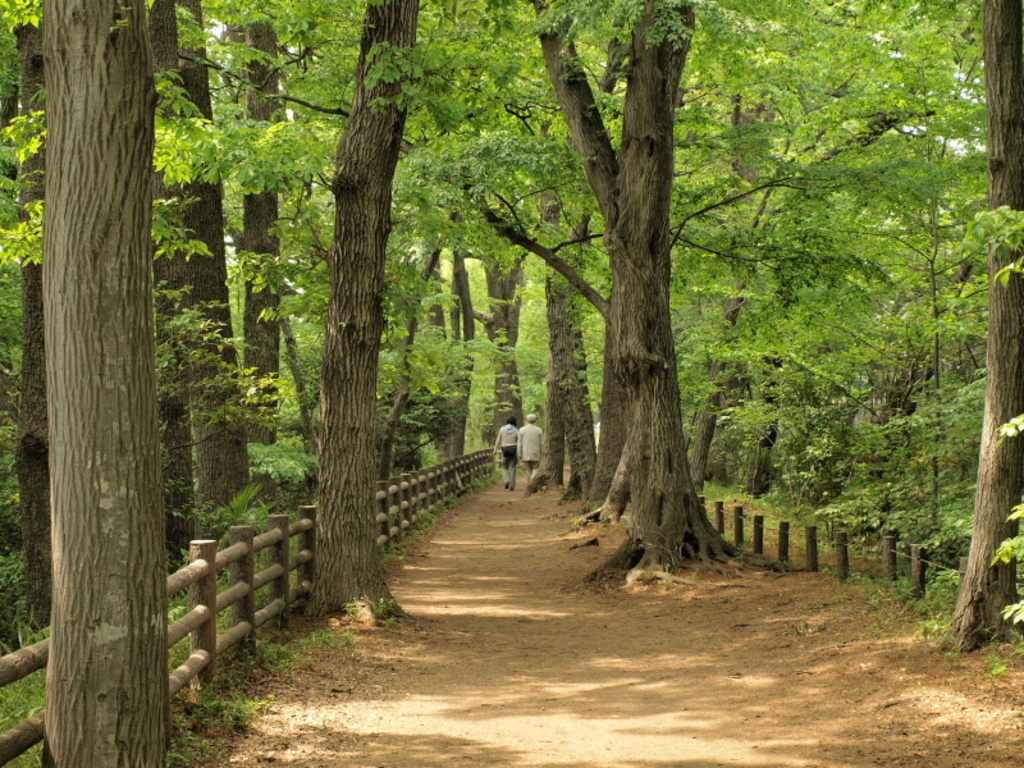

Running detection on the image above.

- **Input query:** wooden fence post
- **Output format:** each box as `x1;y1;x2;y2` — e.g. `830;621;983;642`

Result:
229;526;256;659
399;473;412;531
835;531;849;581
733;506;744;547
778;521;790;562
882;535;897;580
424;470;436;514
190;539;218;686
298;505;317;596
440;460;451;498
388;484;401;540
268;514;291;630
415;473;427;520
376;481;390;545
910;544;926;599
406;473;418;524
715;501;725;534
805;526;819;572
753;515;764;555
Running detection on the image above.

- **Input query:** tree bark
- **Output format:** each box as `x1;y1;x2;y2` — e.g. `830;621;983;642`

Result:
689;295;745;492
281;316;318;454
479;204;618;504
561;295;597;500
241;21;282;451
538;2;733;568
586;326;628;504
439;248;475;459
13;21;51;628
239;21;283;509
526;277;569;495
378;249;441;480
179;0;250;518
42;0;167;762
483;256;525;432
307;0;418;615
745;357;781;498
595;440;631;524
952;0;1024;650
529;274;597;500
150;0;197;564
539;201;595;500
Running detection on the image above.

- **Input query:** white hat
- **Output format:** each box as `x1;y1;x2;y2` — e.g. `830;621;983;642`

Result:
526;414;538;423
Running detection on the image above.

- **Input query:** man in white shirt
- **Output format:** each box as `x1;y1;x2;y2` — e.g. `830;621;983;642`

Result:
517;414;543;480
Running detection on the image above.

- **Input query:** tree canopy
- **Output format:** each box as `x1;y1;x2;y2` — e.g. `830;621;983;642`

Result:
0;0;1019;725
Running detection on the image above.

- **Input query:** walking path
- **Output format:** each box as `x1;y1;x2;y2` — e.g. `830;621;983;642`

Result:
204;481;1024;767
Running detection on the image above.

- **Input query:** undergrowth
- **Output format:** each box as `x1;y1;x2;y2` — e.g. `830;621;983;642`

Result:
168;628;354;767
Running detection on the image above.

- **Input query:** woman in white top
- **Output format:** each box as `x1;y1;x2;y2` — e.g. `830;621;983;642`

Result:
493;415;519;490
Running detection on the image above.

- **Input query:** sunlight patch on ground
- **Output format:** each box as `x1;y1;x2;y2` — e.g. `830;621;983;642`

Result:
349;699;831;768
405;601;573;619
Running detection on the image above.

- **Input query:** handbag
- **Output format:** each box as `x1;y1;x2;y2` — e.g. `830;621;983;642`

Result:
501;444;518;460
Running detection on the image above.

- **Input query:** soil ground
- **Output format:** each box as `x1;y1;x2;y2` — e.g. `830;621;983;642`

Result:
197;480;1024;767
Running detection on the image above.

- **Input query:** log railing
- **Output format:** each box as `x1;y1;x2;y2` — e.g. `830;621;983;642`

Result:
708;499;965;598
0;449;494;766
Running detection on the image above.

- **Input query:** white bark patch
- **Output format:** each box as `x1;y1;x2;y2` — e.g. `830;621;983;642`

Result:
91;621;128;646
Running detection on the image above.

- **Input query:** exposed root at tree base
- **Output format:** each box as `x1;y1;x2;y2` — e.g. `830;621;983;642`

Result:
582;530;739;585
624;568;752;588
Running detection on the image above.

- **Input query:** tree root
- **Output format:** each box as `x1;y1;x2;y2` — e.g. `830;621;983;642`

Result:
584;526;738;584
624;568;752;588
523;471;553;497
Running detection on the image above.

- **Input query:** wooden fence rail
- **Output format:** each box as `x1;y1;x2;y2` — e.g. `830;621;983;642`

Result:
0;449;494;766
709;501;963;594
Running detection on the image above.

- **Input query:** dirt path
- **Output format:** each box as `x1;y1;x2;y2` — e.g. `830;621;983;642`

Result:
203;481;1024;767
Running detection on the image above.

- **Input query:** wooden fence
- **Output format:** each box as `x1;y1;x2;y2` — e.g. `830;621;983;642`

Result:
0;449;494;766
707;499;960;597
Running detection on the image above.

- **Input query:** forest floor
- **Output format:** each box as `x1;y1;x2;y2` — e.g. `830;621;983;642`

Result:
194;479;1024;767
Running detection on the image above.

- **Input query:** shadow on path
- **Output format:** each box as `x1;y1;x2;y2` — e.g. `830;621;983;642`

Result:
207;480;1024;768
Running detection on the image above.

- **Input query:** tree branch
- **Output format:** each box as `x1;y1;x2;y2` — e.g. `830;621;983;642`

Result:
670;178;803;249
480;206;610;319
533;3;619;222
271;93;349;116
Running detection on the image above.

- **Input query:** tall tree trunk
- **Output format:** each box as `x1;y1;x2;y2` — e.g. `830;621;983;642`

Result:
689;294;745;492
241;20;282;451
538;2;732;569
952;0;1024;650
596;439;631;524
483;256;524;431
529;274;597;499
561;294;597;500
150;0;196;563
240;21;283;508
440;248;475;459
42;0;167;762
533;199;595;499
438;211;472;460
378;249;441;480
586;335;628;504
281;316;318;454
307;0;418;615
479;208;613;500
744;356;781;498
13;21;51;628
526;277;569;494
179;0;250;518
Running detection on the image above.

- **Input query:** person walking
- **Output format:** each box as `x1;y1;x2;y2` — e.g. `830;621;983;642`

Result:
518;414;543;481
493;415;519;490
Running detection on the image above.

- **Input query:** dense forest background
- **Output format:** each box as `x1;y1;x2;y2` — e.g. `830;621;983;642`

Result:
0;0;1016;652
